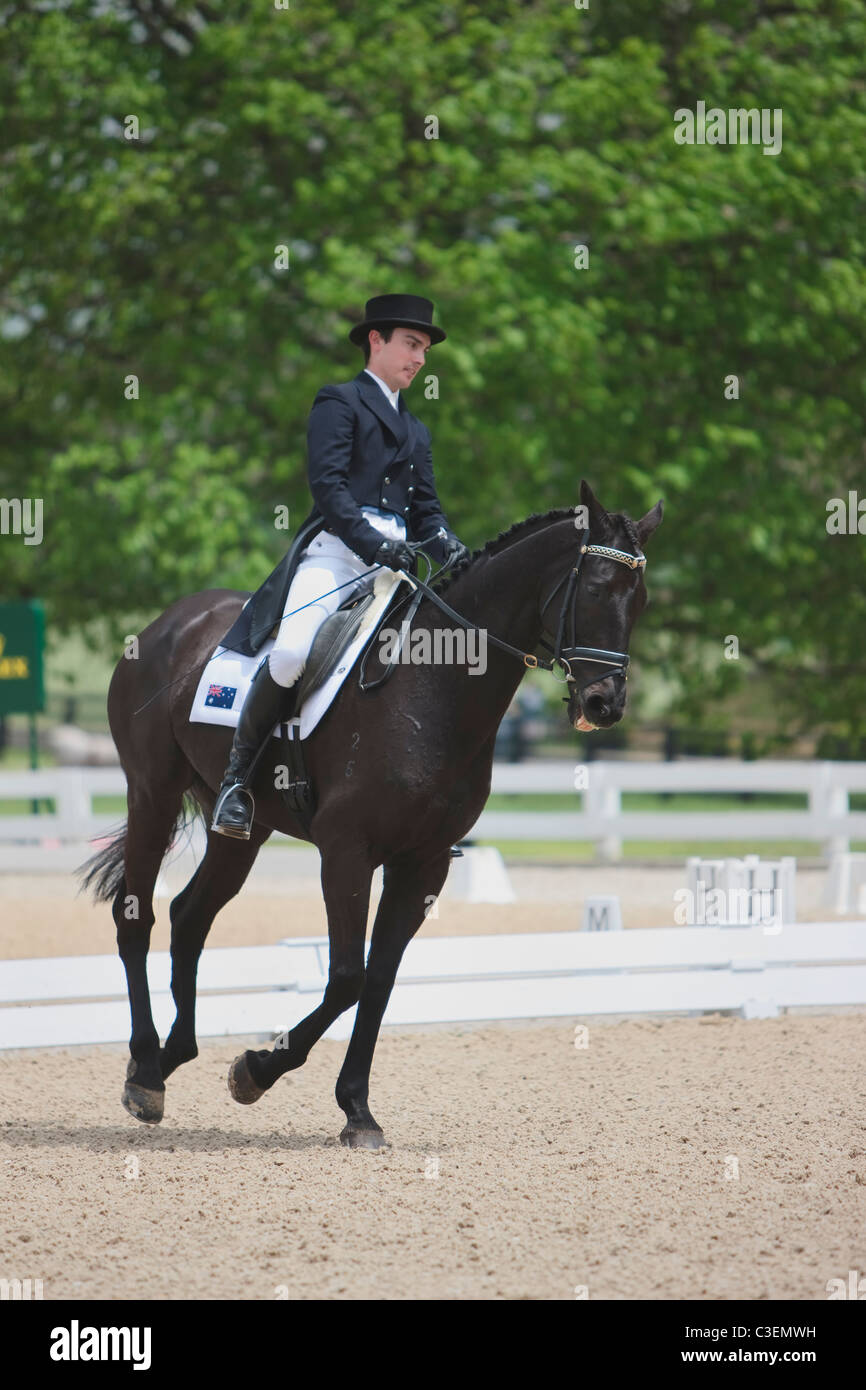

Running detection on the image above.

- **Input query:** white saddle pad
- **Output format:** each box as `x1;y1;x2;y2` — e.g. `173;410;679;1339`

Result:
189;570;405;741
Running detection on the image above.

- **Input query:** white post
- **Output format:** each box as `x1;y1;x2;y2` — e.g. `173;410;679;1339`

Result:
825;853;866;914
585;766;622;861
810;762;849;861
55;769;93;840
686;857;728;926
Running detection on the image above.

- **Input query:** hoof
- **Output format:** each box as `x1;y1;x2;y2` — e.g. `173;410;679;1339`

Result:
122;1082;165;1124
339;1125;390;1151
228;1051;266;1105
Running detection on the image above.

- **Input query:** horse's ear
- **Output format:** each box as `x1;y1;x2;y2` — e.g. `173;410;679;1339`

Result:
635;499;664;547
579;479;608;530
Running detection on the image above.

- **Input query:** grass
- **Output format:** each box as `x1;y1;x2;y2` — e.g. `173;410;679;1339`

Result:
476;840;860;861
486;791;815;812
0;747;59;770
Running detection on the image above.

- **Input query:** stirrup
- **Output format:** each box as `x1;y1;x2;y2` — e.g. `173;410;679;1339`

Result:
211;781;256;840
211;663;290;839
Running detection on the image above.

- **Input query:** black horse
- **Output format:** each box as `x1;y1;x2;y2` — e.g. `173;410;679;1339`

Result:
80;481;661;1149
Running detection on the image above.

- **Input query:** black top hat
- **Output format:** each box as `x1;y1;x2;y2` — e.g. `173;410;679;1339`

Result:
349;294;446;347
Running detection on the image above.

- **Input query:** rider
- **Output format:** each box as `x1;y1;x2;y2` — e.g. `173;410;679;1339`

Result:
211;293;470;838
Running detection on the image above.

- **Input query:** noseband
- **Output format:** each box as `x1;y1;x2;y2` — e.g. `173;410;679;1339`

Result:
540;527;647;693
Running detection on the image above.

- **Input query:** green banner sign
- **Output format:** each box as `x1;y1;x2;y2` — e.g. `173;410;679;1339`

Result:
0;600;45;715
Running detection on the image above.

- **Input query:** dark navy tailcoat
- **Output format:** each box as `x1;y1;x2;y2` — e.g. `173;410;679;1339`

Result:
220;371;454;656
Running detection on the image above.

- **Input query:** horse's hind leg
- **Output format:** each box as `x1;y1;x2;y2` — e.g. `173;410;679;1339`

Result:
160;823;271;1081
115;783;187;1124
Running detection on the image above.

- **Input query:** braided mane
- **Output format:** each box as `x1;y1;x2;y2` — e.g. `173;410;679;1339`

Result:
431;505;640;594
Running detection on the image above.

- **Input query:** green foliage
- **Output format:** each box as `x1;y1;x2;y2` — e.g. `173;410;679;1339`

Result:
1;0;864;732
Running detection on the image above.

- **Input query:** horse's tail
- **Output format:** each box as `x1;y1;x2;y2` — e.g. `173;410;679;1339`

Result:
76;820;129;903
76;792;208;904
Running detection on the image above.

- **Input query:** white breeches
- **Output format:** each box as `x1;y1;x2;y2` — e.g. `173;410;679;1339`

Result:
267;508;407;689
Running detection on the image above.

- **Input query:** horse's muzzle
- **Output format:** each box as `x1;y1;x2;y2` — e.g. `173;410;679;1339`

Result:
571;674;626;730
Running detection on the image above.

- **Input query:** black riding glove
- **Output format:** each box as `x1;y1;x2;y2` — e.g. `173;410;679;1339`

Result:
374;539;415;572
443;534;471;565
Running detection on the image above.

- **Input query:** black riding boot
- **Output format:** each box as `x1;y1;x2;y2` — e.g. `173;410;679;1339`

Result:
211;660;295;839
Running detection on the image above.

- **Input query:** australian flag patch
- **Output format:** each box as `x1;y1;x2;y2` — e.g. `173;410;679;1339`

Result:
205;683;237;710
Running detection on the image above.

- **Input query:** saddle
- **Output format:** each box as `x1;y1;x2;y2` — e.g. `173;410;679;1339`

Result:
294;577;378;705
276;574;391;821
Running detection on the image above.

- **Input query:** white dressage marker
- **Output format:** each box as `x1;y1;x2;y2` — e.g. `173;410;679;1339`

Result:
582;895;623;931
686;855;796;927
444;847;516;904
825;853;866;915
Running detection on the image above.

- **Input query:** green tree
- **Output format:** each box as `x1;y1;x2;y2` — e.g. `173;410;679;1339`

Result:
1;0;864;734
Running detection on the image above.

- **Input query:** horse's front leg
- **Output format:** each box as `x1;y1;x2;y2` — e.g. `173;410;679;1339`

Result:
336;848;451;1150
227;843;373;1103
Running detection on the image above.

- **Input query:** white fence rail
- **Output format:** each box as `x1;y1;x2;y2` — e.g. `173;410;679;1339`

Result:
0;769;125;842
1;760;865;861
2;923;866;1049
482;760;866;859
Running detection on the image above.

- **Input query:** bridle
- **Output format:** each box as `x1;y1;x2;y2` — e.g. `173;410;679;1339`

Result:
537;528;647;694
359;526;646;695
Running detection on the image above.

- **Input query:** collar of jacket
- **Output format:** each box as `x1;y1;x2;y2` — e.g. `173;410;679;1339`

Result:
353;370;417;462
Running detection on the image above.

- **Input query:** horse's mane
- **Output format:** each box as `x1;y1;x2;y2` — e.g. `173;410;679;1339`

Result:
431;505;641;594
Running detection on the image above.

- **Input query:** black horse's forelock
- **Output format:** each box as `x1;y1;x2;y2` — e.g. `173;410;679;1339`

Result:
431;504;639;594
610;511;641;553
